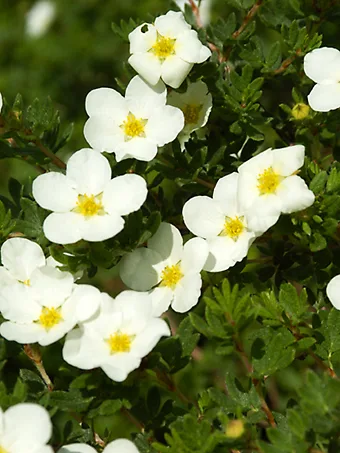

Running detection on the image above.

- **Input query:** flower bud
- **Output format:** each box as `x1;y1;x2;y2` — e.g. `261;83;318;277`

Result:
225;419;245;439
292;103;310;120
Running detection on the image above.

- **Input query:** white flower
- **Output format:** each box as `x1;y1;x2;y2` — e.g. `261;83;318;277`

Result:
119;222;208;315
168;80;212;150
0;403;53;453
128;11;211;89
84;76;184;162
62;291;170;382
58;439;139;453
237;145;315;235
304;47;340;112
0;93;2;113
175;0;212;27
26;1;56;37
183;173;256;272
32;148;147;244
326;275;340;309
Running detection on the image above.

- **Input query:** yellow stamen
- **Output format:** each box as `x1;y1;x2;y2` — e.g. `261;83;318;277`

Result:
151;34;176;59
20;279;30;286
121;112;147;140
257;167;281;195
0;446;8;453
106;332;133;354
221;216;245;240
182;104;202;125
39;307;63;330
74;193;105;217
160;264;183;289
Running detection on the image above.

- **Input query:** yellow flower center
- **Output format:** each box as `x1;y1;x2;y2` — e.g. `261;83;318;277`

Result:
19;279;30;286
257;167;281;195
221;216;245;240
74;193;105;217
160;264;183;289
39;307;63;330
151;34;176;59
121;112;147;140
182;104;202;125
106;332;133;354
0;446;8;453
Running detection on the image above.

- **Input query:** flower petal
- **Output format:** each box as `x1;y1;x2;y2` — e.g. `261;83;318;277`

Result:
85;87;128;119
326;275;340;310
38;320;76;346
172;273;202;312
69;284;102;323
131;318;170;357
115;137;158;162
277;175;315;214
102;354;141;382
213;172;239;216
1;238;45;281
0;321;43;344
30;266;74;306
33;173;78;212
119;248;163;291
145;105;184;146
79;214;124;242
148;222;183;263
161;55;193;88
181;237;209;274
154;11;191;38
125;75;166;118
128;53;162;86
182;196;224;239
66;149;112;195
104;439;140;453
149;287;173;317
243;195;281;236
307;83;340;112
102;174;147;216
0;284;41;322
84;115;124;153
62;328;103;369
58;445;95;453
271;145;305;176
43;212;83;245
129;24;157;53
175;30;204;62
304;47;340;84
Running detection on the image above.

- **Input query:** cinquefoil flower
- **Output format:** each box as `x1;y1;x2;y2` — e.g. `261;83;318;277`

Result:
84;76;184;161
128;11;211;88
326;275;340;310
26;1;56;38
119;222;208;315
237;145;315;235
183;173;256;272
0;403;53;453
304;47;340;112
33;148;147;244
58;439;139;453
62;291;170;382
168;80;212;150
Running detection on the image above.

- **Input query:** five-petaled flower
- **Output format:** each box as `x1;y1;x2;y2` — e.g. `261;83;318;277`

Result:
183;173;256;272
304;47;340;112
84;75;184;161
58;439;140;453
168;80;212;150
326;275;340;310
237;145;315;235
32;148;147;244
62;291;170;382
128;11;211;88
119;222;209;315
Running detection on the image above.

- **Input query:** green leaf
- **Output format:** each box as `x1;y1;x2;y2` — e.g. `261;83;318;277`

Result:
310;171;327;194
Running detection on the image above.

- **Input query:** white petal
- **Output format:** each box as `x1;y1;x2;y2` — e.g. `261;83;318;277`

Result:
237;148;273;176
154;11;191;38
70;284;102;322
39;320;75;346
129;24;157;53
58;445;96;453
128;53;162;86
182;196;224;239
145;106;184;146
114;291;153;334
0;267;16;287
85;87;128;119
31;447;54;453
148;222;183;263
277;175;315;214
0;93;2;113
104;439;140;453
131;318;170;357
213;172;239;215
119;248;163;291
272;145;305;176
161;55;193;89
307;83;340;112
172;273;201;312
304;47;340;84
30;266;74;306
181;237;209;274
125;75;166;118
79;214;124;242
175;30;203;63
198;44;212;63
0;284;41;322
102;354;141;382
0;322;43;344
33;173;78;212
327;275;340;310
244;196;281;235
84;116;124;153
149;287;173;317
115;137;158;162
66;149;112;195
102;174;147;216
62;328;102;370
3;403;52;449
43;212;83;245
1;238;45;281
